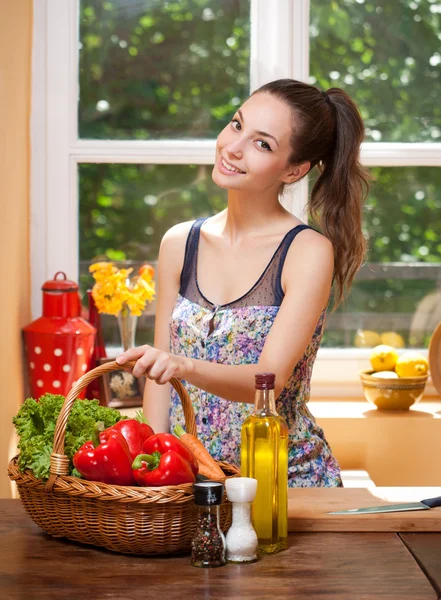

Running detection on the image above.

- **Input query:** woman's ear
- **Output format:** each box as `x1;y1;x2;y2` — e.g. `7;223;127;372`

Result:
282;161;310;184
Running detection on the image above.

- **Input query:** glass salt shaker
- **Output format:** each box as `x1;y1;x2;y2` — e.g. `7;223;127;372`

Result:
225;477;259;563
191;482;226;568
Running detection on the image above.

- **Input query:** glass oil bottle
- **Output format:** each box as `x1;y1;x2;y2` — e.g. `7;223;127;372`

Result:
241;372;288;553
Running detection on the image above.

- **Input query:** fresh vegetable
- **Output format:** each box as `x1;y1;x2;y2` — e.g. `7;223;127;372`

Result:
132;451;196;486
142;432;198;476
174;424;224;480
108;410;154;460
12;394;125;480
73;422;135;486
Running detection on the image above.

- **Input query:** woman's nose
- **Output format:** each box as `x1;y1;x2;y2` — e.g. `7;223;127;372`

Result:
225;140;243;158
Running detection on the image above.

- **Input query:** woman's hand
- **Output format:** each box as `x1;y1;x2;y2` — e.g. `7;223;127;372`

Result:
116;345;193;384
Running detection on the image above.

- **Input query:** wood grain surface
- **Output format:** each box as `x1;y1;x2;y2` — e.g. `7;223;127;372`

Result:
288;488;441;532
400;533;441;598
1;500;438;600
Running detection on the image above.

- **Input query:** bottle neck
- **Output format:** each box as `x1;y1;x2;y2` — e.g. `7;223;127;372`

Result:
232;502;252;523
253;388;277;416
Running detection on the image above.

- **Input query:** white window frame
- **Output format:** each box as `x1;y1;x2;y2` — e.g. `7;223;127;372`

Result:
32;0;440;396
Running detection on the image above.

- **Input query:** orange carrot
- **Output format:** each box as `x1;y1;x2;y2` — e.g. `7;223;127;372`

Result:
174;424;224;480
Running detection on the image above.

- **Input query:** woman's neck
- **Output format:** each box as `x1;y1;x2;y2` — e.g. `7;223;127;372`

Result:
221;189;289;243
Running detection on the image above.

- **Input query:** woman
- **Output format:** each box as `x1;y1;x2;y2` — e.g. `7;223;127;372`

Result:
116;79;370;487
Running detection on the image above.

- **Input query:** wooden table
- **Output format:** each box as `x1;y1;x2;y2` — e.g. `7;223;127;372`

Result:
288;487;441;531
1;500;440;600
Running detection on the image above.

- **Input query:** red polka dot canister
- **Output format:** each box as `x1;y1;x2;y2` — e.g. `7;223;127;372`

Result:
23;272;96;400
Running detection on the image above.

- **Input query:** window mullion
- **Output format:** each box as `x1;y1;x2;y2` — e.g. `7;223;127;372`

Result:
32;0;76;318
361;142;441;166
46;0;77;281
250;0;292;91
284;0;310;219
72;140;216;164
31;0;48;319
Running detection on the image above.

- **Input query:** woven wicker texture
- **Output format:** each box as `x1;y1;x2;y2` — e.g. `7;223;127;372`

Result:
8;360;239;554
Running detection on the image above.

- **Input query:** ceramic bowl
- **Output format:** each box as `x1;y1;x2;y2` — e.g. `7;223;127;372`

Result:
359;370;428;410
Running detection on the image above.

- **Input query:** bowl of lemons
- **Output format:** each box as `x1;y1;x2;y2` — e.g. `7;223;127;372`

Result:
360;344;429;410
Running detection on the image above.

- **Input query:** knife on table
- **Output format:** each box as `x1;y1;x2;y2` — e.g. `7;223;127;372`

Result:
328;495;441;515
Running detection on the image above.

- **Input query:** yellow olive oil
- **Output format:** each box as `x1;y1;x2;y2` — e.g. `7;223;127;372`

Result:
241;373;288;553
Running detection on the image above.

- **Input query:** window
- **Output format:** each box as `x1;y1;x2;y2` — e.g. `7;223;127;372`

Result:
33;0;441;395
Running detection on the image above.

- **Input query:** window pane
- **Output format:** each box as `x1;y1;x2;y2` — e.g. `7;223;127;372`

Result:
310;1;441;142
79;163;226;346
79;0;251;140
318;167;441;348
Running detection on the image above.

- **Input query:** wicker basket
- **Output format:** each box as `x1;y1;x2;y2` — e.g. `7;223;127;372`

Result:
8;360;239;555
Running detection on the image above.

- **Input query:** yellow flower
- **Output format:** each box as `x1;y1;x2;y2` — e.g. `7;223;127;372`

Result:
89;261;156;316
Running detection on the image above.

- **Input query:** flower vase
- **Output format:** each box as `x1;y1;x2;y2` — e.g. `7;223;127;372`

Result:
117;305;138;351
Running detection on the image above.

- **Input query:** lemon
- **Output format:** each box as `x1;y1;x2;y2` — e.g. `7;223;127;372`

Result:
380;331;405;349
371;371;399;379
370;345;399;372
395;352;429;378
354;330;381;348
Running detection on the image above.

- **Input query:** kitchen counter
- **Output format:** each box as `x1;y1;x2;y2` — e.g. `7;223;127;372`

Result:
2;499;441;600
288;487;441;532
310;399;441;486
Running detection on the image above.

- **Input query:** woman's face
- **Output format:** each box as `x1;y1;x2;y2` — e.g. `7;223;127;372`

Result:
212;92;300;194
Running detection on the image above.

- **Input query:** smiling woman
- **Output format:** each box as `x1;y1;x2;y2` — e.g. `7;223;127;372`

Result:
115;79;370;488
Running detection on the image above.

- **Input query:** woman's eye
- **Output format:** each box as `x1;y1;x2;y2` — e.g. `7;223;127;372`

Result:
257;140;272;151
230;120;272;151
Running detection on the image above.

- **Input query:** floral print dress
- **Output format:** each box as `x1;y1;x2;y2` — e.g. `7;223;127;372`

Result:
169;218;342;487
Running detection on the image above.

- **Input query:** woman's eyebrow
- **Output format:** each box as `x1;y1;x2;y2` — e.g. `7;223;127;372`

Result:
237;109;280;147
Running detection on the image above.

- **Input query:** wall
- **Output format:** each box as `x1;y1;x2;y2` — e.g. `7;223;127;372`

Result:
0;2;32;497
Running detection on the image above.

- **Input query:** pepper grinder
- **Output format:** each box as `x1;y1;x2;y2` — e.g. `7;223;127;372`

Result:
191;482;226;568
225;477;259;563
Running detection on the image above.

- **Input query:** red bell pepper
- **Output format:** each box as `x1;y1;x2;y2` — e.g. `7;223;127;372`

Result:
142;433;199;476
108;411;154;460
132;450;196;486
73;422;135;486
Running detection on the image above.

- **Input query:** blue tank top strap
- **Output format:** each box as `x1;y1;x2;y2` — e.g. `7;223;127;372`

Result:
179;217;208;297
274;224;316;304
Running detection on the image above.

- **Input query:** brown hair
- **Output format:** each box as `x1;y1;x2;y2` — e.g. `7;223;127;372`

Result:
254;79;371;309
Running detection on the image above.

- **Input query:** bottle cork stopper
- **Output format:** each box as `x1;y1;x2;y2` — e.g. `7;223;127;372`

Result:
255;372;275;390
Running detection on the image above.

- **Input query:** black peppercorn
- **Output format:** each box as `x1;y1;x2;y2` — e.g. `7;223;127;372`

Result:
191;482;226;568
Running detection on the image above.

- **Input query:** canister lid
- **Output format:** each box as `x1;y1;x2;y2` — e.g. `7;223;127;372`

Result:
193;482;224;506
42;272;78;293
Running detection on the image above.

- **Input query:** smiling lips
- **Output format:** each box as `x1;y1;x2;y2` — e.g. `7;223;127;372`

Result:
219;156;245;175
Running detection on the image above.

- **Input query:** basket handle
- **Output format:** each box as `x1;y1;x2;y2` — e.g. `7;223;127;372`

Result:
46;360;196;490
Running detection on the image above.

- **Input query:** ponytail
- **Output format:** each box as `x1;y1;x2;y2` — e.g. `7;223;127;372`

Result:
254;80;371;310
309;88;371;309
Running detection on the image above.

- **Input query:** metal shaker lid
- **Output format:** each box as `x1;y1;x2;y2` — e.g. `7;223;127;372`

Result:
193;482;224;506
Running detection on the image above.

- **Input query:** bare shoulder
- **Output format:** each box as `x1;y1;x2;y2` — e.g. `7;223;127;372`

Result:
158;220;195;278
283;227;334;284
292;227;334;263
161;220;195;249
160;220;195;259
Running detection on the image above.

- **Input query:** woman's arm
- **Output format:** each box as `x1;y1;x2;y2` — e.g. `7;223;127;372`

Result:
142;221;194;432
118;229;334;404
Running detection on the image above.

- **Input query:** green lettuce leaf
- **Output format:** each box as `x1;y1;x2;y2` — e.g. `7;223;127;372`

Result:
12;393;126;480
